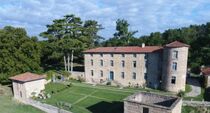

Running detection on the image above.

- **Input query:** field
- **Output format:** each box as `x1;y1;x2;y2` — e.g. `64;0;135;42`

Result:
0;85;44;113
42;82;194;113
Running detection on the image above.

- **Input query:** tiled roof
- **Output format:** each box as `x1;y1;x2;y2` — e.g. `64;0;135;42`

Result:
10;72;45;82
165;41;190;48
83;46;162;53
202;68;210;75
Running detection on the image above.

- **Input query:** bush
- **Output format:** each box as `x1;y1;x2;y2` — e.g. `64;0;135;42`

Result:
46;70;56;80
106;81;111;85
78;76;85;83
66;83;72;87
190;63;201;74
56;101;72;110
177;90;185;97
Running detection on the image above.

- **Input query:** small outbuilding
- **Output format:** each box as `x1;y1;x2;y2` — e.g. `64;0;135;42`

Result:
10;72;46;100
124;92;182;113
201;67;210;88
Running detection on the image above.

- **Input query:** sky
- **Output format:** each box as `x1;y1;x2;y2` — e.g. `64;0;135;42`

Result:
1;0;210;40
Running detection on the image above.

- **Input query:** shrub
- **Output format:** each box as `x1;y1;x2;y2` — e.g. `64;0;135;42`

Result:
106;81;111;85
66;83;72;87
177;90;185;97
56;101;72;110
78;76;85;83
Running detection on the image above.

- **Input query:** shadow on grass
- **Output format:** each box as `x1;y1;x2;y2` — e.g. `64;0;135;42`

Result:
87;101;123;113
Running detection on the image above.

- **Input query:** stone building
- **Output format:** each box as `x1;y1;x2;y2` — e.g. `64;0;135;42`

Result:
124;92;182;113
10;72;46;100
83;41;189;92
201;67;210;88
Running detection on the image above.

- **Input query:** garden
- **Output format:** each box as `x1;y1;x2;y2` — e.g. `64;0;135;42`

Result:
38;81;199;113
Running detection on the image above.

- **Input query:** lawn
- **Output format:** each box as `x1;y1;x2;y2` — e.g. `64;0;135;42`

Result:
0;85;44;113
42;82;175;113
42;82;134;113
182;106;210;113
185;84;192;93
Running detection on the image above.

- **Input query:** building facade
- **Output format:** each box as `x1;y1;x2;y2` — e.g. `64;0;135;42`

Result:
10;72;46;100
84;41;189;92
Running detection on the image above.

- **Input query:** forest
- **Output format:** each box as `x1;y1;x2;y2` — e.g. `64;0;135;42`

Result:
0;14;210;82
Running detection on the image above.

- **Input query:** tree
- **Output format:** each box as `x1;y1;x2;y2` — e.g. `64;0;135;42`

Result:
104;19;138;46
0;26;41;81
40;14;103;71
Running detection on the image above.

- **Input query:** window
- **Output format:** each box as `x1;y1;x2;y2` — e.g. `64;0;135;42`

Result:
172;50;178;59
110;60;114;66
111;54;113;57
171;76;176;84
100;53;103;57
133;72;136;80
172;62;177;71
100;70;103;77
143;107;149;113
91;59;93;66
133;61;137;68
91;70;94;76
121;72;125;79
122;54;125;57
133;54;137;57
100;60;103;66
122;60;125;67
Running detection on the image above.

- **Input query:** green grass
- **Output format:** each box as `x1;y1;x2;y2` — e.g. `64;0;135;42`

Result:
185;84;192;93
0;85;44;113
184;87;205;101
43;82;174;113
182;106;210;113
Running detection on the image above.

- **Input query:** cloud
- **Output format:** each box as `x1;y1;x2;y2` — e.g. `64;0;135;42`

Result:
0;0;210;39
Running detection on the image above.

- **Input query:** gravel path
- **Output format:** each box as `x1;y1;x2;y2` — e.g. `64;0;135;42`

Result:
186;78;201;97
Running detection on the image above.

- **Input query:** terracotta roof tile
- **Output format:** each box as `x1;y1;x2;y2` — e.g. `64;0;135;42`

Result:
10;72;45;82
83;46;162;53
202;68;210;75
165;41;190;48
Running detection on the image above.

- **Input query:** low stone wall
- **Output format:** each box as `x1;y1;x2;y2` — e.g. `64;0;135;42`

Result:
71;71;85;79
183;100;210;107
20;99;72;113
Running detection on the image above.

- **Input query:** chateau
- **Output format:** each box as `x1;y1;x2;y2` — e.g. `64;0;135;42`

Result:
83;41;189;92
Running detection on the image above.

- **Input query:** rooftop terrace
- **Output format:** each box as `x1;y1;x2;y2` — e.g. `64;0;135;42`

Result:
124;92;181;109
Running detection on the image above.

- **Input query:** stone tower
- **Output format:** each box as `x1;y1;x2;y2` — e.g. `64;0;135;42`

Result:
161;41;189;92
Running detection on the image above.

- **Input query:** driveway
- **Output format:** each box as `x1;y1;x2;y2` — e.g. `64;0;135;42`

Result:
186;78;201;97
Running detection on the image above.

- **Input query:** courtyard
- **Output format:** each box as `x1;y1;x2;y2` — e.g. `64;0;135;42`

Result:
39;81;199;113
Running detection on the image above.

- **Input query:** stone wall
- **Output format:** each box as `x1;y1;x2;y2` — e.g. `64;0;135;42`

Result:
12;81;27;99
24;79;45;98
84;53;148;86
162;47;189;92
124;101;172;113
146;52;162;88
12;79;45;99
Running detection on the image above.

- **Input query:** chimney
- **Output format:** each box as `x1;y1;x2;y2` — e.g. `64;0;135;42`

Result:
142;43;145;48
